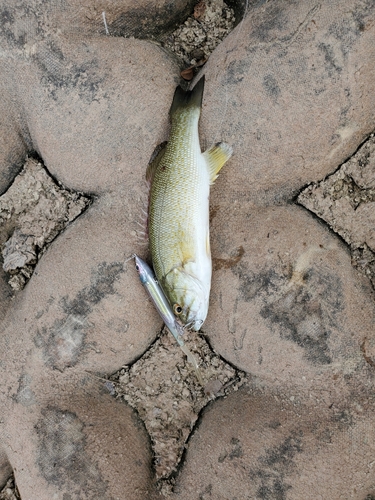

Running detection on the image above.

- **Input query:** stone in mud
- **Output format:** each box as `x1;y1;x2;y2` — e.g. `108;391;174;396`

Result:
173;384;375;499
207;204;375;392
0;0;196;46
201;0;375;205
4;373;157;500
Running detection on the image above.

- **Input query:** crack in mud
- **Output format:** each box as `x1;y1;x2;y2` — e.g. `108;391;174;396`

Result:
298;132;375;291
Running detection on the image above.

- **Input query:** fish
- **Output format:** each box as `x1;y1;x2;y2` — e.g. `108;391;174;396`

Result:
134;254;203;384
147;76;233;330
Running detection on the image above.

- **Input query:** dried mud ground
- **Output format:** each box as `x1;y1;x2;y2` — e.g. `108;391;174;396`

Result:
1;1;375;498
2;112;375;500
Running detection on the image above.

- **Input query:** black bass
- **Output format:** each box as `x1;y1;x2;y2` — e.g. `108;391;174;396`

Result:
147;76;232;330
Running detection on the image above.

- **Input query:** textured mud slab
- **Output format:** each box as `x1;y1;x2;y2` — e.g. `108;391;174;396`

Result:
298;133;375;289
172;381;375;500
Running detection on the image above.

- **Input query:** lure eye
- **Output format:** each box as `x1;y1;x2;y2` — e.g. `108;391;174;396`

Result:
173;304;183;315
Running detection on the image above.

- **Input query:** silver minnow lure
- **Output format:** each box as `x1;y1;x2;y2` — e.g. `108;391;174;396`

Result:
134;255;203;384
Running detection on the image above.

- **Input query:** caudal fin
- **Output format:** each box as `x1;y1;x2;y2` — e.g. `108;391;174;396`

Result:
169;76;205;117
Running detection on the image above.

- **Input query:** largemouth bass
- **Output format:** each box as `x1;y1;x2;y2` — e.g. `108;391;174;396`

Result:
147;76;232;330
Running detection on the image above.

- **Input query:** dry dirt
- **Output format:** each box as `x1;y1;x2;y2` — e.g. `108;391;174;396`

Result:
161;0;235;78
108;328;246;494
0;157;90;291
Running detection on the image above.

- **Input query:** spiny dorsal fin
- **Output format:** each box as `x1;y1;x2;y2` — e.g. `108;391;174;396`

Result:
146;141;167;183
203;142;233;184
169;76;205;117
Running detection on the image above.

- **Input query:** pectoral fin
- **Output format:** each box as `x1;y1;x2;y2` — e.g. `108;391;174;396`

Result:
203;142;233;184
146;141;167;182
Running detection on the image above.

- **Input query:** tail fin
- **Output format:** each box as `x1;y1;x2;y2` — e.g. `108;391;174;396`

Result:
169;76;205;117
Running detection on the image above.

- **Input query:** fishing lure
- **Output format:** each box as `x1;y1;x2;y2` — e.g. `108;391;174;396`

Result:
134;254;203;384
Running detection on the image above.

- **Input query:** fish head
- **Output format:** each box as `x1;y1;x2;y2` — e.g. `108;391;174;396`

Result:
163;267;209;330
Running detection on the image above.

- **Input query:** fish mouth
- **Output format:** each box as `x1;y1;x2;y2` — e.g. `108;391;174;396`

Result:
181;299;207;330
184;318;204;331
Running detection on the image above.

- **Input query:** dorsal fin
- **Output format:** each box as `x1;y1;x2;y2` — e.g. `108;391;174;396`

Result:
146;141;167;183
203;142;233;184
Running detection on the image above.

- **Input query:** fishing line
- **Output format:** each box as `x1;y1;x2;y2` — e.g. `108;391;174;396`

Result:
124;254;136;264
102;12;110;35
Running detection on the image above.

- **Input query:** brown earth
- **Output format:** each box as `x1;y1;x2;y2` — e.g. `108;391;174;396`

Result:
1;0;375;499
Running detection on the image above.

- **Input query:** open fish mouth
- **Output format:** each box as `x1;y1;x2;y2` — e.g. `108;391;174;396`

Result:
177;297;207;329
183;318;204;331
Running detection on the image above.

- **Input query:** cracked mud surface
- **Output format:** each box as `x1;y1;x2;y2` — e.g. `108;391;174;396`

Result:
0;157;90;291
298;133;375;290
1;0;375;498
109;328;246;486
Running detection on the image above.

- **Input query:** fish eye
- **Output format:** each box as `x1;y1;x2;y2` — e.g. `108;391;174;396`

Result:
173;303;183;315
135;264;140;272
